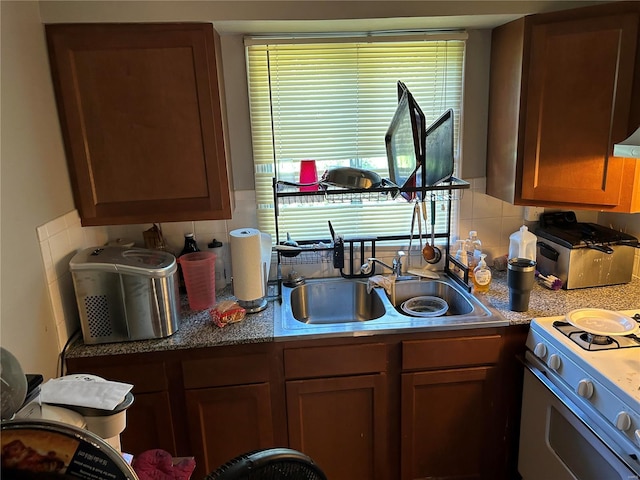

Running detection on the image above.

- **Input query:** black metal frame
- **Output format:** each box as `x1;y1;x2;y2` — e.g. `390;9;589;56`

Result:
272;176;472;292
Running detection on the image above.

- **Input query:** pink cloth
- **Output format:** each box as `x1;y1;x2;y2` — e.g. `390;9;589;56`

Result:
132;449;195;480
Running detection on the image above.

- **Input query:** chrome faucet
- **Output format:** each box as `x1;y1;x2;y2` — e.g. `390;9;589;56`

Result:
360;251;405;276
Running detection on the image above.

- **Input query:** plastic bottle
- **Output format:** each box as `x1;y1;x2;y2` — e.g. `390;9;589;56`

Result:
453;240;467;273
509;225;537;261
207;239;227;292
178;233;200;293
180;233;200;256
465;231;482;273
473;254;492;293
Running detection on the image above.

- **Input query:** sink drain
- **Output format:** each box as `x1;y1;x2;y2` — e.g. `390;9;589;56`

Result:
401;296;448;317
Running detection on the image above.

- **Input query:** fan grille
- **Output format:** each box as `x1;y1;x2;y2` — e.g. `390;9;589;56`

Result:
206;448;327;480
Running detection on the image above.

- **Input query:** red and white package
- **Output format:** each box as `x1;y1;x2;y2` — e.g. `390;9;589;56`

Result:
210;300;246;327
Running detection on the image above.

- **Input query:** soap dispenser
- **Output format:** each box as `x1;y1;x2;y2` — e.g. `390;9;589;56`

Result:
473;254;492;293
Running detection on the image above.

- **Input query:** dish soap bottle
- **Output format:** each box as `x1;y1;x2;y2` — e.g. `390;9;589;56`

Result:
473;254;492;293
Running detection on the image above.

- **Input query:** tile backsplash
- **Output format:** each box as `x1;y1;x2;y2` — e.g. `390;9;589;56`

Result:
36;191;258;352
37;187;640;352
37;210;109;351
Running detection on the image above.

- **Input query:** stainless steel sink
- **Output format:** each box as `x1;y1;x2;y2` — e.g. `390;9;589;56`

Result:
289;279;385;324
389;279;474;316
275;275;507;339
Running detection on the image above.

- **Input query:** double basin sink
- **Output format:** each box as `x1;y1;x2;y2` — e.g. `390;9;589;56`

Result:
274;274;507;338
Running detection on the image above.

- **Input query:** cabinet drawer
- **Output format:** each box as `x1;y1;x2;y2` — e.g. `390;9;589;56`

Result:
284;343;387;379
402;335;502;370
182;353;270;389
66;360;168;393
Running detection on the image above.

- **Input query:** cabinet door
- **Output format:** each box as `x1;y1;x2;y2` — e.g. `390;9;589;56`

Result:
401;367;497;480
286;374;389;480
185;383;274;479
520;14;638;206
65;357;177;457
46;23;231;226
122;391;176;456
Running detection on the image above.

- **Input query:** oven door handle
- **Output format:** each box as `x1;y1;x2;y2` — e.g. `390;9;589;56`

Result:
524;356;640;478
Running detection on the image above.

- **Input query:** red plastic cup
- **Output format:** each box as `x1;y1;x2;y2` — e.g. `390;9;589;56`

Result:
299;159;318;192
178;252;216;310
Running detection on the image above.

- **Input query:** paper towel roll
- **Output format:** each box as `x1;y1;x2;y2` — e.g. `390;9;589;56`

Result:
230;228;272;302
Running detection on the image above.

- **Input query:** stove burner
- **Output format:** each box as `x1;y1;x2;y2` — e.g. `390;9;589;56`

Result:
581;332;613;346
552;320;640;351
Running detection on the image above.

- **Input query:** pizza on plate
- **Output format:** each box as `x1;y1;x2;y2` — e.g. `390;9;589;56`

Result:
1;429;79;474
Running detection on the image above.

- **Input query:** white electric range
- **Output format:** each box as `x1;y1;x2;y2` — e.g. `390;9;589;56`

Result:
519;309;640;480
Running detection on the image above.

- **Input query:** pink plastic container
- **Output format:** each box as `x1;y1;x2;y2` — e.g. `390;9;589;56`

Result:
178;252;216;310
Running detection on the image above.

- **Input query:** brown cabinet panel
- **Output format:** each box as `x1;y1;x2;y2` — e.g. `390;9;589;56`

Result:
401;367;496;480
402;335;502;370
487;2;640;212
185;383;275;479
521;14;636;206
46;23;231;225
65;327;528;480
65;360;168;393
182;353;270;389
122;391;176;456
284;343;387;379
286;374;389;480
65;357;177;458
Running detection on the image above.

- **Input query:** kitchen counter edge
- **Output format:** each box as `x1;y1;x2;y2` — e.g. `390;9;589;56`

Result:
65;273;640;359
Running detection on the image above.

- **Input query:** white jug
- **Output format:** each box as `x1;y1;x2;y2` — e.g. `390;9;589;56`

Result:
509;225;537;261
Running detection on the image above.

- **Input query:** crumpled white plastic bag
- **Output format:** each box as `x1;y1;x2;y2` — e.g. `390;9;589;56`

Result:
40;376;133;411
367;275;395;295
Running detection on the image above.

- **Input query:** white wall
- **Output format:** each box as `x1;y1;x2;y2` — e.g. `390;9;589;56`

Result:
1;1;76;378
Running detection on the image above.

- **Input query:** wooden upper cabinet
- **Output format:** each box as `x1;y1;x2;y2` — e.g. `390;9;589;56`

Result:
486;2;640;212
46;23;232;225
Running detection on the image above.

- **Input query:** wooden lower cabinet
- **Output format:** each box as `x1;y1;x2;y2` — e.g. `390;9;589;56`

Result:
401;367;497;480
185;383;275;479
65;326;528;480
123;391;176;456
64;355;178;458
286;374;389;480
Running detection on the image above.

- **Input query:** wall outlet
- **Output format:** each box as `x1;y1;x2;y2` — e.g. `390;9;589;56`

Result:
524;207;545;222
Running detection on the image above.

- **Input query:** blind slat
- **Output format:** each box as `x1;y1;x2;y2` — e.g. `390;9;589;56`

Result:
247;39;465;243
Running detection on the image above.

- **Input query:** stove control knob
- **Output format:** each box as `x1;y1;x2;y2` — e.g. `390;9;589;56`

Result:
533;343;547;359
548;354;561;371
615;412;632;431
634;429;640;445
576;379;594;399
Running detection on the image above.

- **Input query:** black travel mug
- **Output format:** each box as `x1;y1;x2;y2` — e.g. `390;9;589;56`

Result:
507;258;536;312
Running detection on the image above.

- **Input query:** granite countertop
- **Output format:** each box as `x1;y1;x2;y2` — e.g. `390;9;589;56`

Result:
66;273;640;359
481;271;640;324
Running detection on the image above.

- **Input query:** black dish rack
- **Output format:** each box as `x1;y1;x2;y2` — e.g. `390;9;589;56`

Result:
272;177;472;289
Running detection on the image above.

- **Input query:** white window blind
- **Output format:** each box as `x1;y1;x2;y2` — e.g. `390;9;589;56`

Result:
246;34;466;245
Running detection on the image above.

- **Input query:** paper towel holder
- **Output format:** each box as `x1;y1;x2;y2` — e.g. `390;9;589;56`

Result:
230;228;271;314
238;255;269;313
237;297;268;313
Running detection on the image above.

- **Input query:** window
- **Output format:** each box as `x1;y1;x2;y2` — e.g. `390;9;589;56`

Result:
246;33;466;245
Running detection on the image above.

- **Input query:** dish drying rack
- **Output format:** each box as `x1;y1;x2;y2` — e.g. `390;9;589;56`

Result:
272;176;473;289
